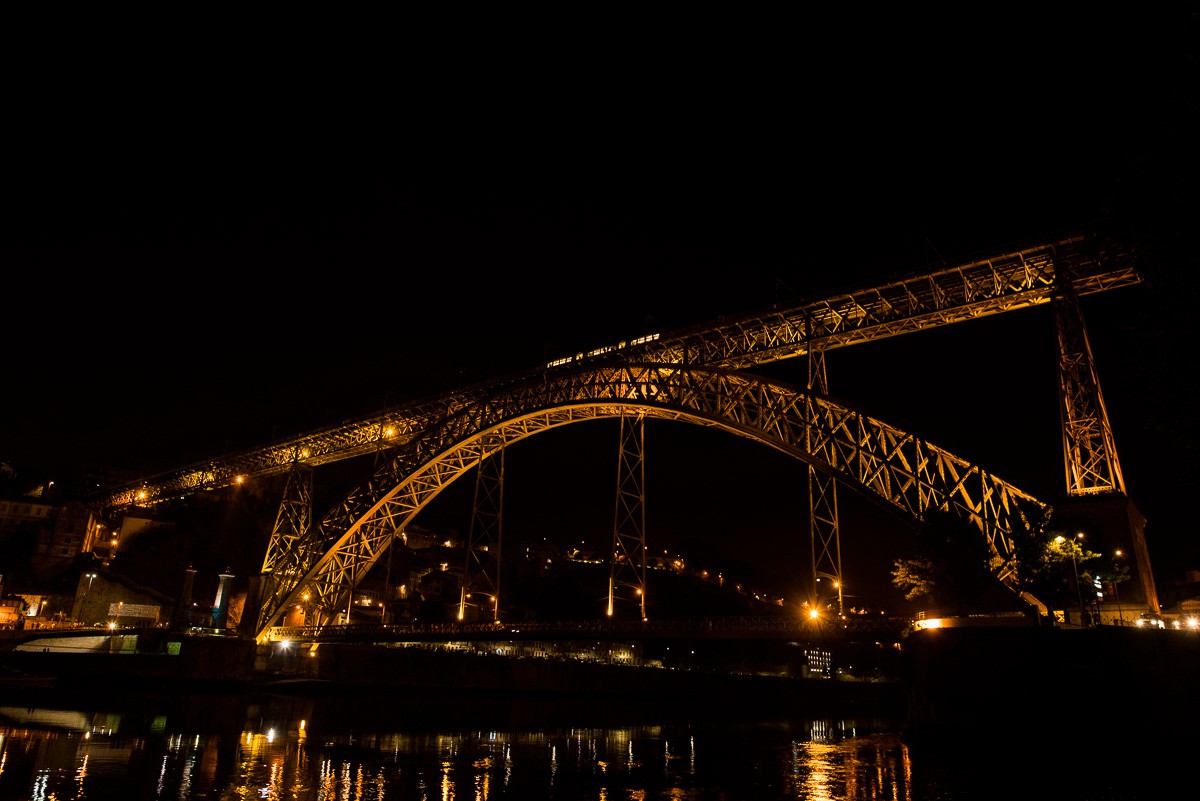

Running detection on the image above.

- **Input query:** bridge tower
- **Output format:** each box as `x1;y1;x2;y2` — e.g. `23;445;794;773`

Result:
248;461;315;634
806;337;844;617
608;411;648;620
458;442;505;623
1052;271;1159;614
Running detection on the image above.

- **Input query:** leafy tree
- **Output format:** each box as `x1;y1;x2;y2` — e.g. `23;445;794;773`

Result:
1003;501;1105;620
890;508;1012;615
890;555;935;602
1007;502;1065;607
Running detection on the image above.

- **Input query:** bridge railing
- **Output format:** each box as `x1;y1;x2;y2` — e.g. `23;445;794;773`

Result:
264;614;913;644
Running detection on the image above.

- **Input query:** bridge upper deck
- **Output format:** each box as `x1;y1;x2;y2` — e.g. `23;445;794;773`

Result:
90;232;1139;512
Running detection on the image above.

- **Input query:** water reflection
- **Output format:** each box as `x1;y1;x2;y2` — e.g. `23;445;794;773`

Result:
0;686;1185;800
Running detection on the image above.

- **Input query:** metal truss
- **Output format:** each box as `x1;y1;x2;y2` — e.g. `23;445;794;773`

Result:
608;412;648;620
1052;271;1159;612
1054;273;1126;497
260;462;314;576
89;232;1139;512
619;234;1140;371
77;230;1145;632
806;345;843;616
252;363;1048;641
458;443;504;623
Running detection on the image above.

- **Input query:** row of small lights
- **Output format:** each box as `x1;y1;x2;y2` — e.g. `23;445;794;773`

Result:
135;429;397;502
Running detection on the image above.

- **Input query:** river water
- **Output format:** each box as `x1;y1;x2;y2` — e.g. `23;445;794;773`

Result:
0;683;1185;800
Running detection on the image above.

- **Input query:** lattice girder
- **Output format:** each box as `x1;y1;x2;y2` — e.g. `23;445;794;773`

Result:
260;463;313;575
93;234;1137;513
254;363;1048;640
1054;273;1126;496
630;235;1138;371
608;412;648;619
807;347;843;614
458;442;505;622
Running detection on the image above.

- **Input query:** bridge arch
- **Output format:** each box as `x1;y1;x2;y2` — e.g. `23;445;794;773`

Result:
254;362;1048;639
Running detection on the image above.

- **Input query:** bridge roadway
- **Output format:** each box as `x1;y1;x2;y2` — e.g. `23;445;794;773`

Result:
264;614;916;645
91;231;1139;511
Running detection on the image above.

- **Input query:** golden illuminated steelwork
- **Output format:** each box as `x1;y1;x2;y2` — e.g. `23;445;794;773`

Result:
543;235;1136;373
458;440;505;623
89;233;1137;513
261;463;314;576
806;341;843;617
1054;272;1126;497
1052;270;1157;612
67;230;1145;638
608;411;648;621
252;363;1048;638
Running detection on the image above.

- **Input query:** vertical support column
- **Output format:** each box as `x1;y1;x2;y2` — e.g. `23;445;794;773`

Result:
1054;271;1126;496
608;411;648;621
172;564;197;629
459;440;505;624
1053;268;1159;614
260;463;315;575
806;342;844;618
211;568;235;630
255;462;314;636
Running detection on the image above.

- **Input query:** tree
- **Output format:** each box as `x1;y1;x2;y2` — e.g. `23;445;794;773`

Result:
1086;553;1131;599
1003;500;1104;620
890;508;1013;616
890;555;935;602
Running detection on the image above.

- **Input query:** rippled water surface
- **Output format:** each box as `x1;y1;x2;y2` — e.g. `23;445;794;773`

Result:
0;686;1185;800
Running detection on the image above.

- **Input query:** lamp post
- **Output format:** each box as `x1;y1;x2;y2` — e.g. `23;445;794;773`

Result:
80;572;97;625
1113;550;1125;626
1056;534;1087;627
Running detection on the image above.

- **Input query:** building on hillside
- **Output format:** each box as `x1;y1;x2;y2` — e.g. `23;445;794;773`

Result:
70;569;172;628
0;596;28;629
41;501;105;560
0;492;55;537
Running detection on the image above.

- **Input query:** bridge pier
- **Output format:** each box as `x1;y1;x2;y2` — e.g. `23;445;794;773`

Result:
1055;494;1158;615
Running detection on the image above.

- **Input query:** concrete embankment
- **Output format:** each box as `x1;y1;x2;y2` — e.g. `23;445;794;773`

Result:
0;631;903;718
260;641;904;717
10;625;1196;740
0;631;257;688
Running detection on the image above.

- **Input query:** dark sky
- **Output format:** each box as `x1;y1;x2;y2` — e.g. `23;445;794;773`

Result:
3;10;1197;609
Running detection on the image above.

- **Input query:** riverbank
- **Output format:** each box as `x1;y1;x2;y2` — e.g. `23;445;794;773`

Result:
0;629;905;719
901;623;1200;743
6;624;1197;742
260;641;905;718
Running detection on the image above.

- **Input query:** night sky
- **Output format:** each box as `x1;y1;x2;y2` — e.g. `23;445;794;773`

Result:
3;10;1196;610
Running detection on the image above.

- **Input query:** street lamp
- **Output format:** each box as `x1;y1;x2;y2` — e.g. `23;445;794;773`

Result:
1112;550;1125;626
1056;533;1087;628
81;572;97;626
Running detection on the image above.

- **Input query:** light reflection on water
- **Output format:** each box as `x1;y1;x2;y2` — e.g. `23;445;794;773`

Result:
0;688;1183;800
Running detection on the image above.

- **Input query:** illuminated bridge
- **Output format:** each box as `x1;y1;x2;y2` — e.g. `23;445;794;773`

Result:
86;229;1156;643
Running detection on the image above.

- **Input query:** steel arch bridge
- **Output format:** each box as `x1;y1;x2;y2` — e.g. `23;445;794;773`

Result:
86;230;1154;641
253;362;1049;637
